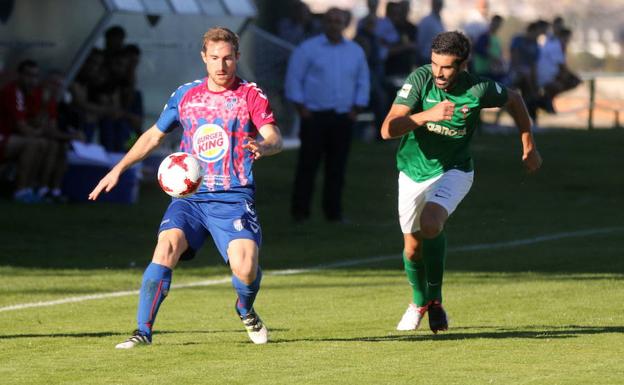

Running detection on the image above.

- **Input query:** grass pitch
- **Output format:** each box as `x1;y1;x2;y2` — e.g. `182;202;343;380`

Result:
1;129;623;384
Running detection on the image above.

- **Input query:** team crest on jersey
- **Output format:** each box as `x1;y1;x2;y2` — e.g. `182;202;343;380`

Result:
460;105;470;119
225;96;238;110
193;123;229;163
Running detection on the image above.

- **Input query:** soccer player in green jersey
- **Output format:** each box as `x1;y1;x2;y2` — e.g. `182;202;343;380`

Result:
380;31;542;333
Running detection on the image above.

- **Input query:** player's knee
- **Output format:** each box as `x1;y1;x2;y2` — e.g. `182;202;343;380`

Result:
228;240;258;284
403;236;422;261
231;264;256;284
153;231;186;267
403;247;422;261
420;219;442;239
421;202;448;239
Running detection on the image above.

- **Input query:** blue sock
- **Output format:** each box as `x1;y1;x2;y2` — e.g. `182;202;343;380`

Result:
137;263;172;338
232;267;262;316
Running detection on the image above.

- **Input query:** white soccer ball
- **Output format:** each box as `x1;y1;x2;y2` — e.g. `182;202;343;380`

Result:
157;152;202;198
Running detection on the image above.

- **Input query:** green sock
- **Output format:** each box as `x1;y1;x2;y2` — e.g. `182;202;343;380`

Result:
423;231;447;303
403;252;427;307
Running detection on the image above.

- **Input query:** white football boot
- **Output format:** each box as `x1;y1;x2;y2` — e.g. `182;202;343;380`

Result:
396;303;428;331
239;308;269;344
115;330;151;349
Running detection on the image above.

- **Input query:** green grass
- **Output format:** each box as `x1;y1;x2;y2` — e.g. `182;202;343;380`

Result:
1;129;623;384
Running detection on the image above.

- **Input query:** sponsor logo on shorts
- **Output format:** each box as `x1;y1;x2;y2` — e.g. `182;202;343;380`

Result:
193;123;229;163
433;187;451;200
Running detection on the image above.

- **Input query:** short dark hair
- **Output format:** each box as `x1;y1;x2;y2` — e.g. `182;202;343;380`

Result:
17;59;38;74
431;31;471;65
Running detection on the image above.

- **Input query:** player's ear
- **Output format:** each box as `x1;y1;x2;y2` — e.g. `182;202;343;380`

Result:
200;49;208;64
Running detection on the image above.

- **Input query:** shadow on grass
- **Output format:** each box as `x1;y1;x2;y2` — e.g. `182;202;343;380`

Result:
0;328;290;340
270;325;624;343
1;325;620;344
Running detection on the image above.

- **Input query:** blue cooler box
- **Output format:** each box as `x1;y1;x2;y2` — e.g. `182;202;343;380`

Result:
62;152;141;204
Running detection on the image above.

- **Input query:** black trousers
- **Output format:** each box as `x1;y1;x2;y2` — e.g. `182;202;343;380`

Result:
291;110;354;221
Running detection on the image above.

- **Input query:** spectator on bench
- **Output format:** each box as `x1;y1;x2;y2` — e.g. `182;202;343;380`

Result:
0;60;44;202
0;60;78;203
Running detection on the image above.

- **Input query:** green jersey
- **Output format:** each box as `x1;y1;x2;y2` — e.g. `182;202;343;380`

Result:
393;65;508;182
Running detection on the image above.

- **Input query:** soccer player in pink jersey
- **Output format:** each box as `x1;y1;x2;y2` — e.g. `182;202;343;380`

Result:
89;27;283;347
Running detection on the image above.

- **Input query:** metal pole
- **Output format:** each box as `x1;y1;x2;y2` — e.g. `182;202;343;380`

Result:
588;78;595;130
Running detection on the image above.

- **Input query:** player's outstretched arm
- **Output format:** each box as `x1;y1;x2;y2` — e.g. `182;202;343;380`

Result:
244;124;283;160
88;126;166;200
381;101;455;139
505;89;543;173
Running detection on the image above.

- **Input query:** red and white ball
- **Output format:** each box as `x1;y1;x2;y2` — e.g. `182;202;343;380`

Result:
157;152;202;198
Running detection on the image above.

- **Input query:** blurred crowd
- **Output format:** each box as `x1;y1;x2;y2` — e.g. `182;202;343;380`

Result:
277;0;580;131
0;0;581;210
277;0;579;223
0;25;144;203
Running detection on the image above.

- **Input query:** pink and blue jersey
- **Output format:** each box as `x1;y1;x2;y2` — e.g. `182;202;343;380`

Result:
156;77;275;201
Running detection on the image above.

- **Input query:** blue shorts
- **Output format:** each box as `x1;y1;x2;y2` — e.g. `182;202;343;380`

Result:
158;198;262;262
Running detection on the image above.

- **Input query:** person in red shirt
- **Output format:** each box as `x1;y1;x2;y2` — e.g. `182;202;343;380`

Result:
0;60;47;202
0;60;77;202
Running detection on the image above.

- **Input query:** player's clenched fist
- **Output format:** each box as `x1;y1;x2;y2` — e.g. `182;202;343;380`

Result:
427;100;455;122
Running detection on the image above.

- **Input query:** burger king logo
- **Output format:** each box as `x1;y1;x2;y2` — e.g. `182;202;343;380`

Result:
192;123;229;163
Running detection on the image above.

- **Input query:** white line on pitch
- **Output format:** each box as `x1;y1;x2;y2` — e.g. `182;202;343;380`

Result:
1;226;622;313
